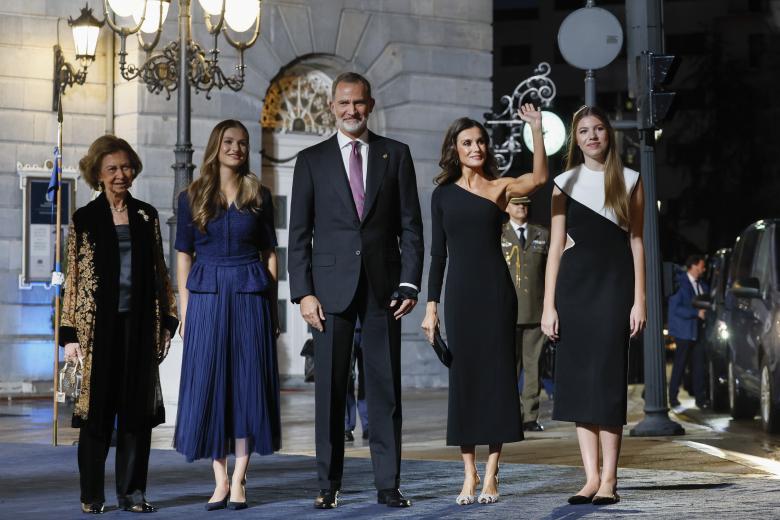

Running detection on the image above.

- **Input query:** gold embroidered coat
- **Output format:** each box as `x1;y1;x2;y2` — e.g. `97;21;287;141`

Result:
60;193;178;430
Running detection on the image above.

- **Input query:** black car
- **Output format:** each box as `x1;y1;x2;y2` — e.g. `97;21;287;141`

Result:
720;219;780;432
694;248;732;411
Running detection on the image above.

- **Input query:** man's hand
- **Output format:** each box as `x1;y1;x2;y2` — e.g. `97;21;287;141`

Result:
698;309;706;320
390;286;418;320
301;295;325;332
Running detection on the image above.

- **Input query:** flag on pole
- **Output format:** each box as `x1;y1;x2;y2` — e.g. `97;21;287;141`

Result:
46;146;61;202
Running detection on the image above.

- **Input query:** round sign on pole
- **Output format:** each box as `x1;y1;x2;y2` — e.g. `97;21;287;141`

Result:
523;111;566;156
557;7;623;70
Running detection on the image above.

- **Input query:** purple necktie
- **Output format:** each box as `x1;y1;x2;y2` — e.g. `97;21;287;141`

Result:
348;141;365;219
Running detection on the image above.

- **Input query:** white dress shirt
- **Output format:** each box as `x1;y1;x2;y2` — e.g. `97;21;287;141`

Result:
687;272;701;295
335;129;418;293
510;220;527;242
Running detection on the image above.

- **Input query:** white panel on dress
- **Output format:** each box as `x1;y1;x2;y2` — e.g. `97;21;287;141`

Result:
554;165;640;230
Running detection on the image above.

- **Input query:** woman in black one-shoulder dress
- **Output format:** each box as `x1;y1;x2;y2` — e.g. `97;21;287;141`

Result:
422;106;548;505
542;106;646;506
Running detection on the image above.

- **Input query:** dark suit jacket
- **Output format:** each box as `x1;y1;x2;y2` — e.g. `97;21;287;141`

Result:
668;272;709;341
288;131;424;313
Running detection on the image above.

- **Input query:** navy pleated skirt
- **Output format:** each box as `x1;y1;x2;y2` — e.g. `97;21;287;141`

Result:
174;254;281;461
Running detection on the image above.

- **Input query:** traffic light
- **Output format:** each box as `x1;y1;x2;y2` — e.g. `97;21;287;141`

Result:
636;52;679;129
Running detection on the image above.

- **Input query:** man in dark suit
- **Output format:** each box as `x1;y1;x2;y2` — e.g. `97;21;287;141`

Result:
668;254;709;409
501;196;549;432
288;72;424;509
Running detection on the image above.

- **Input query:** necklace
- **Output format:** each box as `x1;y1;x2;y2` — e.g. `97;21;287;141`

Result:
111;205;127;213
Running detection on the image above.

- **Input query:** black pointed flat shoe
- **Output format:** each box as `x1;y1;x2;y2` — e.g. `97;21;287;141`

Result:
567;493;595;505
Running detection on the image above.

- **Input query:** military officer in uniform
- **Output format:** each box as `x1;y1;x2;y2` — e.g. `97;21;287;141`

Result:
502;196;549;432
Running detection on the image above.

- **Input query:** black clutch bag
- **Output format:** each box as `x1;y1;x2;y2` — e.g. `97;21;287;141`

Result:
432;328;453;367
540;339;557;380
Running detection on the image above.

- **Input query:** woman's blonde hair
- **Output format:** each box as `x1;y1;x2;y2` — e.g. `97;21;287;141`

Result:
187;120;261;232
564;106;629;228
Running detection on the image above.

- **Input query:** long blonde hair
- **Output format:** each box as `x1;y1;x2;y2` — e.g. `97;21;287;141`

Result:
564;106;630;228
187;120;261;232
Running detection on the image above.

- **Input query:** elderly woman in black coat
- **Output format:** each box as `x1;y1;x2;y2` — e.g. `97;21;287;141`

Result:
59;135;178;514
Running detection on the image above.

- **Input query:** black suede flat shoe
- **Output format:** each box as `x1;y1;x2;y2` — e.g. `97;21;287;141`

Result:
592;491;620;505
567;493;595;505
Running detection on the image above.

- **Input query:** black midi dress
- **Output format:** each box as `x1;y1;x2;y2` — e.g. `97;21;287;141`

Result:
428;183;523;445
551;164;640;427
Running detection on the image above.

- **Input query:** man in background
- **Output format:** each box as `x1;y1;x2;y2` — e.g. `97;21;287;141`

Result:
502;196;549;432
668;255;709;409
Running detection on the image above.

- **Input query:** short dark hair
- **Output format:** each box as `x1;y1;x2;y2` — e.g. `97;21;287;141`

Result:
78;135;142;190
331;72;372;99
685;254;704;269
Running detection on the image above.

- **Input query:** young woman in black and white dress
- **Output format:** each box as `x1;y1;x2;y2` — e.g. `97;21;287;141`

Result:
541;106;646;506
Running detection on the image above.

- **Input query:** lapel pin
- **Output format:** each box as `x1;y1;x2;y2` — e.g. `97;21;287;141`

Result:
382;153;388;159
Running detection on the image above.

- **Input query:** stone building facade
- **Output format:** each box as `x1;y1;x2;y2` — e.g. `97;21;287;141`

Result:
0;0;493;394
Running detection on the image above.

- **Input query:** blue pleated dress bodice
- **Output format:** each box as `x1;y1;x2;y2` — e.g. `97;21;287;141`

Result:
173;189;281;461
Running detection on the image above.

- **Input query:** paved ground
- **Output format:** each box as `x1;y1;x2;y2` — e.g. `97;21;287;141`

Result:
1;441;779;519
3;381;780;518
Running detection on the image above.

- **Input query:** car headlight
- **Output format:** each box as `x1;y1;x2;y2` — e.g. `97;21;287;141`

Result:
717;320;729;341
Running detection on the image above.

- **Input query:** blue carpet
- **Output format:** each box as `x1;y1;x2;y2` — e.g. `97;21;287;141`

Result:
0;442;775;519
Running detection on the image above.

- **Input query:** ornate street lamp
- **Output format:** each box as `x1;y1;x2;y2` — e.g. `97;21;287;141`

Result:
484;62;559;174
103;0;262;273
53;4;105;111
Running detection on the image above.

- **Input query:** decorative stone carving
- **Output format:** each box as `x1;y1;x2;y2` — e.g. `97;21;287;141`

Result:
261;69;335;135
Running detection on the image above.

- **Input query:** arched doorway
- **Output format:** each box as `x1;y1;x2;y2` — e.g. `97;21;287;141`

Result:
260;57;342;383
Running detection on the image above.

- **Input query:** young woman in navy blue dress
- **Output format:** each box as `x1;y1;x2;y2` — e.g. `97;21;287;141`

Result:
174;120;281;510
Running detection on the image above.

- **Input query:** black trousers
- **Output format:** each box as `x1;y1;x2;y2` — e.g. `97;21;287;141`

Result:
669;338;706;404
313;273;402;491
78;313;152;505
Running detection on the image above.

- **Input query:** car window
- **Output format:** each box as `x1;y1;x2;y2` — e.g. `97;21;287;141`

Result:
753;228;771;288
732;228;761;283
707;255;721;298
775;225;779;290
719;252;731;300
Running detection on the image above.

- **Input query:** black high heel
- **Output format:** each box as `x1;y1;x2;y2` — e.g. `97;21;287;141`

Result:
227;477;248;510
205;488;230;511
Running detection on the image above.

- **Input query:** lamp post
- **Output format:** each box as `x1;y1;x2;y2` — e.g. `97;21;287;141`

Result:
53;4;105;112
102;0;262;275
483;62;562;174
